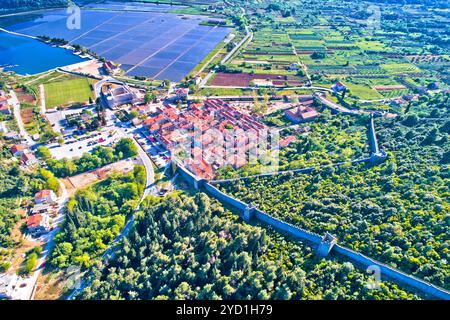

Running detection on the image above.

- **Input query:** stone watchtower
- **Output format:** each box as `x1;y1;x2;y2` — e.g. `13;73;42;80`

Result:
243;205;255;222
317;233;337;257
369;113;388;164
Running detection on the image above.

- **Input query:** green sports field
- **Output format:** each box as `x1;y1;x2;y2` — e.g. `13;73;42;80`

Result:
44;78;94;108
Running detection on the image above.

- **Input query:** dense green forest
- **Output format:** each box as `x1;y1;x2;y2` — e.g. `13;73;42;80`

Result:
218;93;449;290
40;138;138;178
80;193;421;300
50;166;146;269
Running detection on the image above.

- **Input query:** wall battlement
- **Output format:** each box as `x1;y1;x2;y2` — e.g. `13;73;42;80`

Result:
317;233;337;257
176;162;450;299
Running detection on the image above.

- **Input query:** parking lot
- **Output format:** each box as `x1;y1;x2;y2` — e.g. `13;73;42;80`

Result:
45;106;98;135
135;130;170;168
49;129;123;160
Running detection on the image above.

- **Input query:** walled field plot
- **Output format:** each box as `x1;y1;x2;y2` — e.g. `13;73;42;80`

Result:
44;78;94;108
9;8;231;81
15;87;36;104
228;27;306;79
345;83;384;100
20;104;41;134
380;63;421;75
230;23;441;99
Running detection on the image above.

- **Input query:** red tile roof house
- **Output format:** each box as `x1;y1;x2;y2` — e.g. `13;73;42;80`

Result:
279;135;297;148
30;203;52;216
0;95;9;107
10;144;25;157
21;151;38;166
285;105;319;124
34;190;58;205
230;154;247;169
185;157;214;180
331;82;347;93
27;214;49;237
0;104;11;115
132;104;153;115
175;88;189;101
146;99;270;179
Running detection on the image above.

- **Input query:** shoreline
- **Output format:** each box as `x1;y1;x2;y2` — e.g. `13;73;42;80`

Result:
0;6;67;18
0;27;38;40
0;28;93;77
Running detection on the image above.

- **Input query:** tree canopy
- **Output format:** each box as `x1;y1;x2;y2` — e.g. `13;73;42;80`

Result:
80;193;420;300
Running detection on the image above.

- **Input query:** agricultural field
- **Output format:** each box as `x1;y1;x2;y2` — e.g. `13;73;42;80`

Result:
380;63;421;75
216;24;309;87
20;103;47;136
44;78;94;108
344;84;384;100
221;0;449;109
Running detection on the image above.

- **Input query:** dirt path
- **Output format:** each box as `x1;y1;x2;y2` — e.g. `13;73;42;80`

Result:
11;90;34;145
39;84;46;115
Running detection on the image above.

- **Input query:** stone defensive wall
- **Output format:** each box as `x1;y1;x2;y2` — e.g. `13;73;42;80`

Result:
175;162;450;300
253;208;322;245
333;245;450;300
211;115;386;185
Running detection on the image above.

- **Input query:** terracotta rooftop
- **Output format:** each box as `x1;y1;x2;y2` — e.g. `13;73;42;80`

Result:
27;214;43;228
10;144;25;154
35;190;53;200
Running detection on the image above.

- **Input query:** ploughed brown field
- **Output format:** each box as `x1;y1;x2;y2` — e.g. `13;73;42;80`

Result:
211;72;305;87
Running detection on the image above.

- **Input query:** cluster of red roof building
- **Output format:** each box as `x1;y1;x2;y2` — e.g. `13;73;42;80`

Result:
143;99;271;180
10;144;38;166
0;90;12;115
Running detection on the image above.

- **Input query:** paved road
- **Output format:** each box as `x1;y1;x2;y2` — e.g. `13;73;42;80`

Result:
66;118;156;300
199;7;252;88
114;125;156;200
316;94;398;118
13;181;69;300
10;90;35;146
316;94;365;115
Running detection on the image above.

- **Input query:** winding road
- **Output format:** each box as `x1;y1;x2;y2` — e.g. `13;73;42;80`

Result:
199;7;252;88
65;117;156;300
